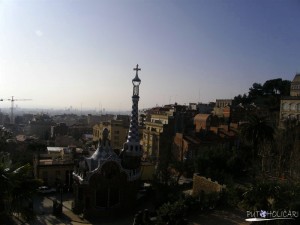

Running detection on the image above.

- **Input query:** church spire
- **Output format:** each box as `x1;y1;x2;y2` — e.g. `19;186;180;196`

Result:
121;64;143;169
127;64;141;143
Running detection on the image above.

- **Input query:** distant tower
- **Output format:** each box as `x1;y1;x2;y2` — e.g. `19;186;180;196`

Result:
121;64;143;169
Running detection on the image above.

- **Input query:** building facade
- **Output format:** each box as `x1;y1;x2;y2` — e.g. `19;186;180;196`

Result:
143;114;171;160
280;74;300;123
72;65;143;218
92;116;130;149
33;147;74;187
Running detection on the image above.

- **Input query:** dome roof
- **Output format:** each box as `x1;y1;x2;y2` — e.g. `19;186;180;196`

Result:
88;128;119;171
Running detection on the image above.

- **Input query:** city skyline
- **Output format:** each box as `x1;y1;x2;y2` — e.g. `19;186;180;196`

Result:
0;0;300;111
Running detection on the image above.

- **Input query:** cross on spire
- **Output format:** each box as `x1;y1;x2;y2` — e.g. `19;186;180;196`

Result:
133;64;141;75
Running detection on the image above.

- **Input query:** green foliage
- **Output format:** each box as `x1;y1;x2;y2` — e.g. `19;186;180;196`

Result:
152;173;181;207
0;162;42;222
156;199;187;225
195;145;246;183
240;115;274;150
240;181;300;211
249;83;264;99
234;78;291;109
221;184;247;208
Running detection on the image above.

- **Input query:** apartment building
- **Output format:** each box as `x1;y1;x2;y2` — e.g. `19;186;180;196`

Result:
143;113;174;160
33;147;74;187
93;116;130;149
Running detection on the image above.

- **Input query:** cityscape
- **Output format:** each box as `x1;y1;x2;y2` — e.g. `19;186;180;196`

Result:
1;1;300;225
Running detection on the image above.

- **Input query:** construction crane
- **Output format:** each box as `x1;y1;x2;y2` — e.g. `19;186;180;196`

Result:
5;96;32;124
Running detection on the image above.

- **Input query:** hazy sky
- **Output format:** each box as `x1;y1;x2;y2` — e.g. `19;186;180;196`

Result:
0;0;300;111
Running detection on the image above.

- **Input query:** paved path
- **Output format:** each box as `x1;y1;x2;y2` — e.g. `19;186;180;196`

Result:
11;193;251;225
12;193;134;225
188;208;251;225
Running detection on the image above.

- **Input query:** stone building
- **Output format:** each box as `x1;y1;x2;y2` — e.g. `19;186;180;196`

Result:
213;99;232;118
280;74;300;124
290;74;300;97
72;65;143;218
194;114;219;132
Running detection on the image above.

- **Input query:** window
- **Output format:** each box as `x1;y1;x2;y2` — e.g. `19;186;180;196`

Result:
283;103;289;110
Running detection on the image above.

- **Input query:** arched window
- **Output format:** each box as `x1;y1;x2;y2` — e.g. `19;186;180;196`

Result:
283;103;289;110
281;114;287;119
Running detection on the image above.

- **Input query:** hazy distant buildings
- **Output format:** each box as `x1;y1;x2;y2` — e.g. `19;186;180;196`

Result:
51;123;68;138
25;113;54;140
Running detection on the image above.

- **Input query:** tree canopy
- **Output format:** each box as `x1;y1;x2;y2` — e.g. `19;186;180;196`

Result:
233;78;291;107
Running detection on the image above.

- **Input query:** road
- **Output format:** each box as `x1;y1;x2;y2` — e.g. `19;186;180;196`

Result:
11;193;250;225
11;192;134;225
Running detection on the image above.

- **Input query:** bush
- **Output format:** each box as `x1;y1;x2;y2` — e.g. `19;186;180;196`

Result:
157;199;188;225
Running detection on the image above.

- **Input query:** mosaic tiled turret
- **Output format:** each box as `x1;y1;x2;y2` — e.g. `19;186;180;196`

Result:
72;65;144;217
121;64;143;170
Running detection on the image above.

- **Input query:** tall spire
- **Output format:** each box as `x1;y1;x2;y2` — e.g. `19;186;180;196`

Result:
121;64;143;170
127;64;141;143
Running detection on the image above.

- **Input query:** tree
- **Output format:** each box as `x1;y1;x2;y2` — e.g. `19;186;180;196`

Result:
248;83;263;99
241;181;300;212
275;120;300;179
156;199;188;225
240;115;274;179
0;163;42;222
262;78;291;96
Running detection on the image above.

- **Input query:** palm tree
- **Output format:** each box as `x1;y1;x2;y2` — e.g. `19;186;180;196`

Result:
0;163;41;222
240;115;274;179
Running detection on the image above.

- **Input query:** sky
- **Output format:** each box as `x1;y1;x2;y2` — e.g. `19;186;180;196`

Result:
0;0;300;111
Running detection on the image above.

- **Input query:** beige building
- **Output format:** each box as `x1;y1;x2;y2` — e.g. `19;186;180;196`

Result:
33;147;74;187
280;74;300;123
213;99;232;118
290;74;300;97
143;114;170;160
93;119;130;149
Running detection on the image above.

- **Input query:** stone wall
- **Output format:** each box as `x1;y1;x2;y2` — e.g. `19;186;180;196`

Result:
192;174;225;196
